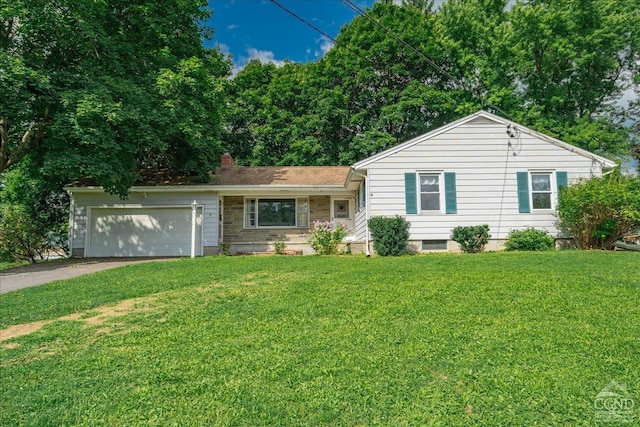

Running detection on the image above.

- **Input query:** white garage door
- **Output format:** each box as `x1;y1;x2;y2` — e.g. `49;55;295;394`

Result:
87;207;202;257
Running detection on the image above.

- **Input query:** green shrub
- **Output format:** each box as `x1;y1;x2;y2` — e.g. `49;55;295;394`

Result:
274;241;286;255
557;172;640;249
309;221;348;255
451;224;490;253
0;204;50;263
219;242;231;256
505;228;555;251
368;215;410;256
0;166;69;263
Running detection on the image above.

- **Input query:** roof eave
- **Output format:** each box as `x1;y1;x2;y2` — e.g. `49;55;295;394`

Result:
64;184;351;195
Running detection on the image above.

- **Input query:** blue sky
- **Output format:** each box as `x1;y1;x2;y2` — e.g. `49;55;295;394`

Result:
207;0;377;73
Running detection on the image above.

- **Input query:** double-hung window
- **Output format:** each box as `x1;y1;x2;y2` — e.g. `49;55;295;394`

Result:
420;173;441;211
530;173;552;209
245;198;309;228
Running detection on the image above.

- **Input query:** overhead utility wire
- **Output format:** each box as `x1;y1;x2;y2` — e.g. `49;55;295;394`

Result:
340;0;459;85
269;0;338;46
340;0;514;120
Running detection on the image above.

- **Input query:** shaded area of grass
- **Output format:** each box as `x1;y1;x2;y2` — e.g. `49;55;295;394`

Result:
0;260;29;271
1;252;639;426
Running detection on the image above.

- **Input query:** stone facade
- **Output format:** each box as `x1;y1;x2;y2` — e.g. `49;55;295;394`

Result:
221;195;334;254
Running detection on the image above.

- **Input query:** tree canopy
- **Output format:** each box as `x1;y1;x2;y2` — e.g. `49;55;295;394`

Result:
1;0;230;196
222;0;640;166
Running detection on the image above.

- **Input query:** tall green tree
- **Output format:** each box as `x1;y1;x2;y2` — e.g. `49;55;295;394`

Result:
221;0;638;167
222;60;278;165
1;0;230;196
506;0;639;154
321;2;473;163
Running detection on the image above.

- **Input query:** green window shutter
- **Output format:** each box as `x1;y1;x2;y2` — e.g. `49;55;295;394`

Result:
405;173;417;214
556;171;568;193
516;172;530;213
444;172;457;214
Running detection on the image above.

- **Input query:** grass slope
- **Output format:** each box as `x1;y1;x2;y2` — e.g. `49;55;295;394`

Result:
1;252;638;426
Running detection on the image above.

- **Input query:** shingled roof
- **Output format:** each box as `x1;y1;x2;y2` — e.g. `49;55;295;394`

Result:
212;166;350;186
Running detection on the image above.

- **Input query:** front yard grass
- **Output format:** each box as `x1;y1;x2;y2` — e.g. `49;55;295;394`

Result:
0;260;28;271
0;251;638;426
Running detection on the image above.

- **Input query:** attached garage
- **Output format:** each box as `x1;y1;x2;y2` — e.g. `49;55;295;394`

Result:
86;207;202;257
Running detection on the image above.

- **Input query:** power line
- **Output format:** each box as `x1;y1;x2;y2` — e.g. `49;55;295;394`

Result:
341;0;461;85
268;0;514;120
269;0;338;46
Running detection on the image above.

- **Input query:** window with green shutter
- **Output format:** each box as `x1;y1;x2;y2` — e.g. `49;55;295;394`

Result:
516;172;531;213
531;173;552;209
517;171;565;213
556;171;568;193
444;172;457;214
406;171;457;214
405;173;417;214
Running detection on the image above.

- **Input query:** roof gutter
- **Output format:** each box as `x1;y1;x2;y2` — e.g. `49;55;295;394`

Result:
64;184;351;194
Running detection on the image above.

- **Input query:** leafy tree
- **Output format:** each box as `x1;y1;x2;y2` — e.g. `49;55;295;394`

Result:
222;1;638;168
437;0;515;113
506;0;639;154
222;60;278;165
1;0;230;196
0;162;68;263
322;2;469;159
633;143;640;174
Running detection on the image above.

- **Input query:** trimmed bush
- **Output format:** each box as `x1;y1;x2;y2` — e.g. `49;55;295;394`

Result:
309;221;348;255
505;228;555;251
451;224;490;253
557;172;640;249
368;215;410;256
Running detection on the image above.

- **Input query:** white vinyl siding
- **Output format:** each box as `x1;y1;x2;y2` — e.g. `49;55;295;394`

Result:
355;208;368;241
362;117;601;239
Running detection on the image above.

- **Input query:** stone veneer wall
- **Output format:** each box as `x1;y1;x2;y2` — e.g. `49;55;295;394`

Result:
222;196;332;249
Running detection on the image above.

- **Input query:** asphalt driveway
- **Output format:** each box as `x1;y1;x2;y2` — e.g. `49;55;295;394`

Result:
0;258;177;294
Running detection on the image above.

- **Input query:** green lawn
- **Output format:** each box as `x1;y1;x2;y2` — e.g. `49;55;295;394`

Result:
1;252;638;426
0;260;28;271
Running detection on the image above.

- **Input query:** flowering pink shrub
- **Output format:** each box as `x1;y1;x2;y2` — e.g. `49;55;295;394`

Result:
309;221;348;255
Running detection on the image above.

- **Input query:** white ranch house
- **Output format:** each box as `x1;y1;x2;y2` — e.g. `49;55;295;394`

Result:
65;111;615;256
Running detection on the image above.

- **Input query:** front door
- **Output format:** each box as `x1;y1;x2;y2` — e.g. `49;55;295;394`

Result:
330;198;355;237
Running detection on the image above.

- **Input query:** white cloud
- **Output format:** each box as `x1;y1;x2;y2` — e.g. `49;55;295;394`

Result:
226;47;289;77
314;36;334;58
217;43;231;55
244;48;287;67
227;24;239;31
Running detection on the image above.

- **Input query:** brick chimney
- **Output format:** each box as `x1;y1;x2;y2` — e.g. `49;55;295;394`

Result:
221;152;234;168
